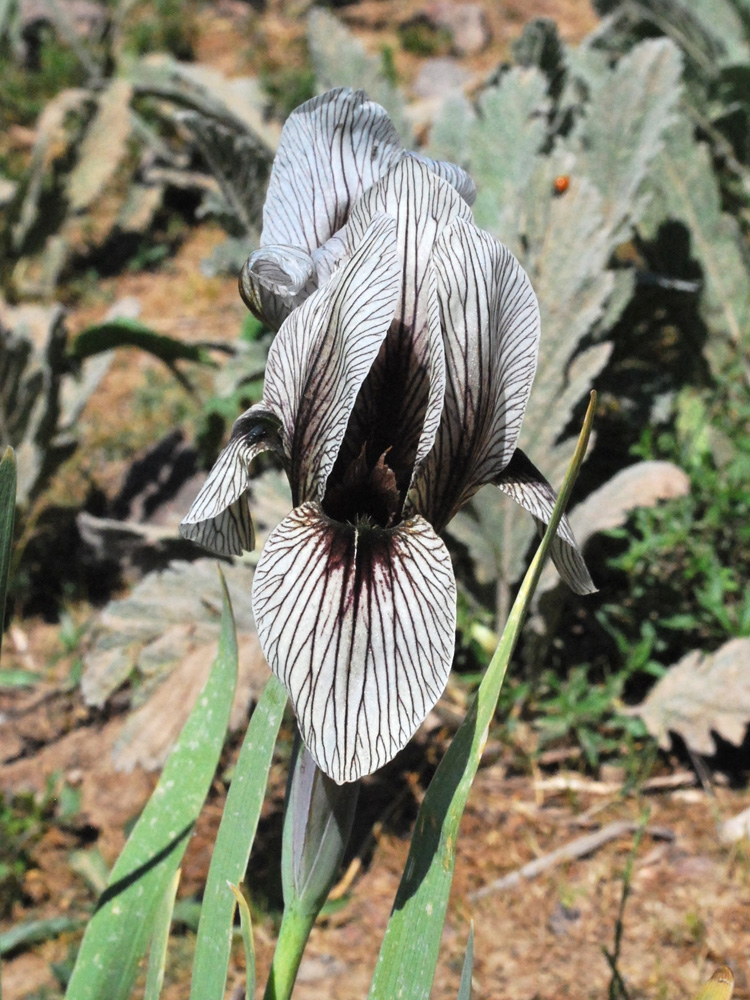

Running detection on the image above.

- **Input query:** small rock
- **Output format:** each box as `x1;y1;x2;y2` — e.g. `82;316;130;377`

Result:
412;58;472;101
548;901;581;936
721;804;750;843
425;2;491;56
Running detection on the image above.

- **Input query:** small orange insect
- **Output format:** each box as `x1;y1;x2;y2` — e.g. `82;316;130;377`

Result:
553;174;570;194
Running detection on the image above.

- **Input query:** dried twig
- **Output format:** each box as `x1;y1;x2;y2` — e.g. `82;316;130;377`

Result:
469;820;674;900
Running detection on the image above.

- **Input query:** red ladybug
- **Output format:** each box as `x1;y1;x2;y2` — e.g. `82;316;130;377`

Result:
553;175;570;195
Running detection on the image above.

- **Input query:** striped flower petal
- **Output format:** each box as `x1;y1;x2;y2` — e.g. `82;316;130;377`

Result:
261;89;403;254
333;159;465;493
239;244;316;331
252;502;457;784
494;449;596;595
262;213;401;505
180;405;283;555
412;217;541;530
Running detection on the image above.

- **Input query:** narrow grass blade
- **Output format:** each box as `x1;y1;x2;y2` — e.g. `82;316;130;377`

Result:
228;883;256;1000
189;674;287;1000
456;924;474;1000
0;447;16;664
65;571;239;1000
368;393;597;1000
144;869;181;1000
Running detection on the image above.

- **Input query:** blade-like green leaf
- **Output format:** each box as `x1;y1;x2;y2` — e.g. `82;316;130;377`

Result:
368;394;596;1000
65;571;239;1000
0;447;16;664
228;883;256;1000
144;869;181;1000
189;674;287;1000
71;319;216;367
456;924;474;1000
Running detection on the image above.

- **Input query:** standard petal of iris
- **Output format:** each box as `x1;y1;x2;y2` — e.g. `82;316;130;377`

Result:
180;405;283;555
251;502;457;784
239;244;316;331
262;213;401;505
413;217;541;530
335;159;465;487
261;88;403;253
494;449;596;595
408;152;476;206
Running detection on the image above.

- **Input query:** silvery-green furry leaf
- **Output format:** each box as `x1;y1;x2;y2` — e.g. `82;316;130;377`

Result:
567;38;682;243
639;117;750;372
443;41;681;602
307;9;411;143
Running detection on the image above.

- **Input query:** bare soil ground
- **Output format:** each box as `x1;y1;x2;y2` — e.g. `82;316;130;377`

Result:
4;2;749;998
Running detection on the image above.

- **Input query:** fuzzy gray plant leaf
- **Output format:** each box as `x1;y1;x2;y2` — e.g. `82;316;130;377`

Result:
439;40;682;605
81;558;260;710
307;8;411;143
566;38;683;244
0;302;108;506
594;0;749;70
180;112;273;239
639;117;750;372
634;637;750;755
468;67;550;241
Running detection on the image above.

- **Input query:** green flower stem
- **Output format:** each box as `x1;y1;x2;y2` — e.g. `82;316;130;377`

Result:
265;734;360;1000
262;901;316;1000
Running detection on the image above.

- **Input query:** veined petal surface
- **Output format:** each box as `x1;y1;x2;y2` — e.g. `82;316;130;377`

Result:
335;159;465;489
239;244;316;331
252;502;457;783
413;218;540;530
261;89;403;253
408;152;476;206
180;405;283;555
494;449;596;595
262;213;401;505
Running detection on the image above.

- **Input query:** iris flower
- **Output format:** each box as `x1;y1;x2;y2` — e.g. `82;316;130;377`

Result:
181;89;594;785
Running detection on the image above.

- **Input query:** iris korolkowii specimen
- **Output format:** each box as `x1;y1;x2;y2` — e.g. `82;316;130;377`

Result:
181;88;595;785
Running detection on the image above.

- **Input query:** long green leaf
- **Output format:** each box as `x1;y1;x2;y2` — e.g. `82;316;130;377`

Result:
368;393;597;1000
0;447;16;664
143;869;181;1000
71;319;216;366
65;571;239;1000
189;674;287;1000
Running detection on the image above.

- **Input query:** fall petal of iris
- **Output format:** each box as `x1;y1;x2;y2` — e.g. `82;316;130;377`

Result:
180;405;283;555
251;502;457;784
494;448;596;595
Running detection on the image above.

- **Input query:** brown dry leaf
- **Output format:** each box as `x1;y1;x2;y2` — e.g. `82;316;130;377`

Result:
634;638;750;755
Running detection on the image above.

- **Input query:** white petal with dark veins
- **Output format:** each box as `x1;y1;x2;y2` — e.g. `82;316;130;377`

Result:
179;405;282;556
494;449;596;595
413;218;540;529
252;502;457;783
262;213;401;505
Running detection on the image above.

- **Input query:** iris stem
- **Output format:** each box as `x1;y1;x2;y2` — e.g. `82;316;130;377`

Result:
262;901;315;1000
